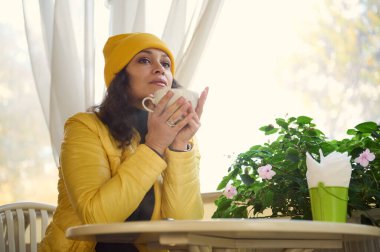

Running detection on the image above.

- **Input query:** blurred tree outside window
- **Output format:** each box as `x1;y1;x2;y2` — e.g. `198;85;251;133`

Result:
189;0;380;192
279;0;380;137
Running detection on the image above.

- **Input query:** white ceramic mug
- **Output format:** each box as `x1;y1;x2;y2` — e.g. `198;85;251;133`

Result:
142;88;199;113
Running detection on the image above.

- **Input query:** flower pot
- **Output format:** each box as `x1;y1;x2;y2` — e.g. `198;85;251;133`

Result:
309;182;348;222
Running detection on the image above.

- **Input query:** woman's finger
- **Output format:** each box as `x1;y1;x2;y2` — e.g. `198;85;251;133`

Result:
163;97;189;120
174;111;195;129
195;87;209;119
154;91;174;115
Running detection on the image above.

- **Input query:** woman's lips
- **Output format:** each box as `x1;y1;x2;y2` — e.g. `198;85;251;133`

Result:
149;80;167;87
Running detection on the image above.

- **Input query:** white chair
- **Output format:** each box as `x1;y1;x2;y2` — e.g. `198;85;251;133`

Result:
0;202;56;252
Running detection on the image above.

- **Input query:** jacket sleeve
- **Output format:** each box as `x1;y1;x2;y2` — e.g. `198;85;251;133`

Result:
60;115;167;224
161;141;204;219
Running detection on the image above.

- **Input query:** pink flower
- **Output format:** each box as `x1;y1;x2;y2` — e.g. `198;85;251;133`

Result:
258;164;276;180
354;149;375;167
223;184;237;199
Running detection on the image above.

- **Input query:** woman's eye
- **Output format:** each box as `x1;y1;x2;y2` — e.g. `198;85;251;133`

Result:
138;58;150;64
161;61;171;69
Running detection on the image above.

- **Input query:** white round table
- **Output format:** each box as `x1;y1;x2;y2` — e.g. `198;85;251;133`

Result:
66;219;380;251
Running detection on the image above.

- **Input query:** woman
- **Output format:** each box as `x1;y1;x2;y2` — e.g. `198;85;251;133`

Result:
39;33;208;252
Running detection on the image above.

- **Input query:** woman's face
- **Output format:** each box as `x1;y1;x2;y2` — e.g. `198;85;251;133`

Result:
125;48;173;108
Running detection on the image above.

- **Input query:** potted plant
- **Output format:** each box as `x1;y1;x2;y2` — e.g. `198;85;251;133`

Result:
212;116;380;226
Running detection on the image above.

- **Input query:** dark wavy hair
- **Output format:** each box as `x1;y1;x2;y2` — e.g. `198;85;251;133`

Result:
89;68;180;149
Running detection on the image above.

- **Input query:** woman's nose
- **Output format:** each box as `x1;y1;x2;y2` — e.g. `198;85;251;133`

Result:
153;62;165;75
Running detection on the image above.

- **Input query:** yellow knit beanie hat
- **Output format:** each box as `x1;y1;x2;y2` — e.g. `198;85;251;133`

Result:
103;33;175;87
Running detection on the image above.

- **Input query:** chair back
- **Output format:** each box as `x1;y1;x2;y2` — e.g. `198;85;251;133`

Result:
0;202;56;252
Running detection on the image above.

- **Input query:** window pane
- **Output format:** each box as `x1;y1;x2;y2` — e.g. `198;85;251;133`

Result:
191;0;380;192
0;1;57;205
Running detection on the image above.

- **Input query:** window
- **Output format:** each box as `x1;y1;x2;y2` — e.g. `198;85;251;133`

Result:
1;0;379;205
0;1;57;204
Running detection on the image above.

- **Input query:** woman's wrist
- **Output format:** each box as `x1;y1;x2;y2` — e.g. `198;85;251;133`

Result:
169;143;192;152
145;142;165;157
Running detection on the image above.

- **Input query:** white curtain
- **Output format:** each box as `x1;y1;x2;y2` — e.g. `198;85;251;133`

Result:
108;0;146;34
174;0;224;88
22;0;224;164
22;0;91;164
107;0;225;88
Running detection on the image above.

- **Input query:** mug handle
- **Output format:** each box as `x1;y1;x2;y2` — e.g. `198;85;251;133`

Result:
142;97;155;112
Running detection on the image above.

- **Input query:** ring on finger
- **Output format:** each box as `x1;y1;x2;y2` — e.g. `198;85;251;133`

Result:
167;114;186;128
166;120;176;128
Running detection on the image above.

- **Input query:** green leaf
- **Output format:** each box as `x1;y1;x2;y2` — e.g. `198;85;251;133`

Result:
355;122;378;133
265;128;279;135
304;128;318;136
319;142;336;153
253;201;265;214
296;116;313;124
288;117;297;123
259;124;273;131
285;147;300;163
215;197;233;210
276;118;288;129
216;175;231;190
262;190;274;206
346;129;357;135
259;124;279;135
230;167;241;178
212;197;234;218
252;182;263;194
240;174;255;186
235;205;248;218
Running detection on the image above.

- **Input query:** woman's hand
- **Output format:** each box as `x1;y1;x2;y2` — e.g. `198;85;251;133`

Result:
170;87;209;151
145;91;193;155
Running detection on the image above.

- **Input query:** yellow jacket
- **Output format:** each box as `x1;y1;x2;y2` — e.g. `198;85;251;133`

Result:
39;112;204;251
